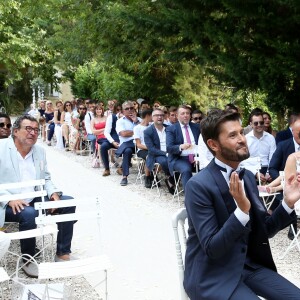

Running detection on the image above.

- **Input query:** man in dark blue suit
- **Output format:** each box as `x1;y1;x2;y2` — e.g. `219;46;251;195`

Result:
144;108;174;194
184;109;300;300
275;112;300;145
166;105;200;191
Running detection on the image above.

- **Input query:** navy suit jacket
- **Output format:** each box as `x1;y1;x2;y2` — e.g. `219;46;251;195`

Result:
184;159;295;300
269;138;295;180
166;122;200;175
144;124;168;171
275;127;292;145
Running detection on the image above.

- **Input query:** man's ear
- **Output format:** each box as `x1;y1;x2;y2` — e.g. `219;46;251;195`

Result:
207;139;219;153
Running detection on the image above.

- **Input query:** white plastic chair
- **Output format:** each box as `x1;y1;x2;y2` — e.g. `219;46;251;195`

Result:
172;208;188;300
172;172;184;206
0;180;58;276
34;197;112;299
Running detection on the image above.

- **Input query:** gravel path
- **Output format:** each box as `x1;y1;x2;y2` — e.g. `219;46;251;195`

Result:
2;138;300;299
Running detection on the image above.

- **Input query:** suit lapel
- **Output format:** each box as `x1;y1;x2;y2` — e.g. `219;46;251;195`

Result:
208;160;236;214
176;122;184;144
8;139;21;181
152;125;160;149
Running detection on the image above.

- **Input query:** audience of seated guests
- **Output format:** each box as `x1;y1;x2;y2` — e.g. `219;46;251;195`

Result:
134;109;152;188
44;101;55;146
242;112;276;183
84;100;96;154
61;101;74;150
191;109;203;126
166;106;178;125
0;113;12;139
276;112;300;145
116;101;142;186
166;105;200;191
263;111;277;137
53;100;65;149
91;104;107;157
144;108;175;194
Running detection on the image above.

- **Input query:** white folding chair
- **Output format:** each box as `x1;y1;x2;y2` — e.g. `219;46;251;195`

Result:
0;180;58;276
34;197;112;299
151;163;163;196
172;208;188;300
172;172;184;206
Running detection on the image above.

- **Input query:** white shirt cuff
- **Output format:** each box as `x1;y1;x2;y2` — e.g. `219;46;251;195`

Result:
282;199;294;214
234;208;250;226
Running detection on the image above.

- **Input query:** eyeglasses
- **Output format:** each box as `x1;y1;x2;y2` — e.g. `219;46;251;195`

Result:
153;114;164;118
253;121;264;126
124;107;134;111
0;123;12;129
22;126;40;134
193;117;202;121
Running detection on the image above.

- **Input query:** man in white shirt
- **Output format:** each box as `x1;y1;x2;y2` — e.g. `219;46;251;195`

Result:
115;101;141;186
243;112;276;184
84;100;96;154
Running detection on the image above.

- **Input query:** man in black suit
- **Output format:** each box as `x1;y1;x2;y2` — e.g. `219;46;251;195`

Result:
184;109;300;300
276;112;300;145
166;105;200;191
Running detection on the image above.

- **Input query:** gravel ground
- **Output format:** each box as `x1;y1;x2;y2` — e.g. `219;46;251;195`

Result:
2;139;300;299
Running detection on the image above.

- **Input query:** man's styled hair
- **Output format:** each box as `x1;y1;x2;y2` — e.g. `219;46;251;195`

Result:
201;109;241;154
168;106;178;113
249;112;263;123
178;105;192;112
122;101;133;109
12;115;38;139
141;109;153;119
152;108;164;116
192;109;203;116
0;112;10;120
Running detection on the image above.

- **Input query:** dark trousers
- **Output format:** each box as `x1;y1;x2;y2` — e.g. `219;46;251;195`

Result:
5;195;75;256
100;140;117;170
47;123;55;141
173;157;194;191
229;266;300;299
154;155;170;176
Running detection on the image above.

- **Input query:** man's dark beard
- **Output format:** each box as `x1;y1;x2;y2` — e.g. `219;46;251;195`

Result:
220;145;250;162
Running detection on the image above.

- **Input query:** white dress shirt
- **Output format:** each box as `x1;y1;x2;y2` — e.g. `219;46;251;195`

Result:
180;123;196;156
133;124;149;151
84;111;94;135
116;116;142;145
155;127;167;152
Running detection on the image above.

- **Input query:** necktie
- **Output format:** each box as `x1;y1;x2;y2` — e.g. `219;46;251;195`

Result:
230;168;245;180
184;125;194;163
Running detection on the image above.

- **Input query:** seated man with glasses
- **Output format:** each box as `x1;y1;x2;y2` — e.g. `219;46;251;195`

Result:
116;101;141;186
0;113;12;139
0;115;76;278
242;112;276;184
191;109;204;126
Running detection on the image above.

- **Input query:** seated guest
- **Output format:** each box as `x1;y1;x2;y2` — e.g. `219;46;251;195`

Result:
104;99;117;117
0;115;76;278
116;101;141;186
263;111;277;137
140;100;151;113
0;113;12;139
53;100;65;150
243;107;263;135
84;100;96;154
191;109;204;125
184;109;300;300
133;109;152;188
166;105;200;191
276;112;300;144
61;101;74;150
101;108;120;176
91;104;107;155
144;108;175;194
166;106;178;125
73;105;87;153
44;101;55;146
242;112;276;183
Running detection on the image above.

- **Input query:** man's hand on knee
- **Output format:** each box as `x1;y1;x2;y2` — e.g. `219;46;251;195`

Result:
8;200;29;214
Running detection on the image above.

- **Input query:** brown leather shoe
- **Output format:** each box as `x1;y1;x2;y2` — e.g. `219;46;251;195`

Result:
117;167;123;175
103;169;110;176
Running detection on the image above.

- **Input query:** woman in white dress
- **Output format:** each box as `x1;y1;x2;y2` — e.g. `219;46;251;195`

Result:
61;101;73;150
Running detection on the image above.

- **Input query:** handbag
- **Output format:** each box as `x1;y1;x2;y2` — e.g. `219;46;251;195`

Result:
91;152;100;168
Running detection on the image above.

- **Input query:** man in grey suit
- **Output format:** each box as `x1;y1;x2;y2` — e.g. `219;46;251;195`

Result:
0;115;75;278
184;109;300;300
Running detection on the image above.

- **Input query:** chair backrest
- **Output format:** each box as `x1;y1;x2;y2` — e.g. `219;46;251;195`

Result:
172;208;189;300
0;179;46;203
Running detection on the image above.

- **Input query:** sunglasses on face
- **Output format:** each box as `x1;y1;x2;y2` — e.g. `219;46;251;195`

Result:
253;121;264;126
193;117;202;121
22;126;40;134
0;123;12;129
66;104;71;107
124;107;134;111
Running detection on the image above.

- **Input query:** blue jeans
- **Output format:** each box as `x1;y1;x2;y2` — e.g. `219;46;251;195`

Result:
47;123;55;141
100;140;117;170
87;134;96;153
5;195;75;257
